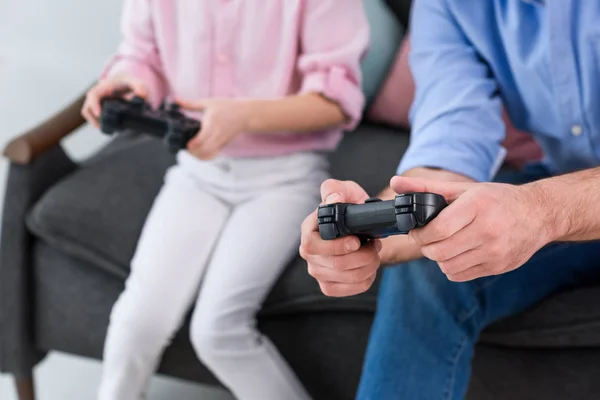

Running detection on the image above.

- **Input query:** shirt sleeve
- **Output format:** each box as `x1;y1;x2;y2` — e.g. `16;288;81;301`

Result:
396;0;507;182
297;0;369;130
100;0;167;107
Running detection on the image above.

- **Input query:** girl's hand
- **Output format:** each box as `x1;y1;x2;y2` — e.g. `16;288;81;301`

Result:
82;74;149;129
177;98;252;160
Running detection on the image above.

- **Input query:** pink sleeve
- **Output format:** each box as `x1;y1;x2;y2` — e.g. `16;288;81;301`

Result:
101;0;167;107
297;0;369;130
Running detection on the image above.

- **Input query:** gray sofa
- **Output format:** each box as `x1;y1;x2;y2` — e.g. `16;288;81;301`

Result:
3;4;600;400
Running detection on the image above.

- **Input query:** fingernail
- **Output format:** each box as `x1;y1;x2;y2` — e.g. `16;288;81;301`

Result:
375;240;383;252
325;193;341;204
346;239;359;252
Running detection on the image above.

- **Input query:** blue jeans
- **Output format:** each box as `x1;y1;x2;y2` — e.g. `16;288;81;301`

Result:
356;165;600;400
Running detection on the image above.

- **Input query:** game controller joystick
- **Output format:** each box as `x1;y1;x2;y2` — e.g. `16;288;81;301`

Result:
318;192;448;241
100;96;201;153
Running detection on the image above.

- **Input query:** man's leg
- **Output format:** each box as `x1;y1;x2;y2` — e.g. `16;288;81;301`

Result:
357;165;600;400
357;241;600;400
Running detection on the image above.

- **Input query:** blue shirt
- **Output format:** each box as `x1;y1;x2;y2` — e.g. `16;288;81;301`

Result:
397;0;600;182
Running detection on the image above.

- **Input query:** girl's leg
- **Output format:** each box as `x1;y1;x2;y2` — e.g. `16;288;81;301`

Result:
98;161;229;400
189;156;327;400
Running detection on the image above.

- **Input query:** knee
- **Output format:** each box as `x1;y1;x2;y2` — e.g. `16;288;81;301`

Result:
190;318;225;365
109;287;181;341
189;312;248;367
382;258;478;320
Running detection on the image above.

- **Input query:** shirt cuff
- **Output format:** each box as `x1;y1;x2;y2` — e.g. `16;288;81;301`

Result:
299;65;365;131
101;56;167;108
397;142;507;182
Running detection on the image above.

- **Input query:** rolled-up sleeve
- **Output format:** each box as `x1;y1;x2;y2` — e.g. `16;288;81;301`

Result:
297;0;369;130
101;0;167;107
396;0;506;182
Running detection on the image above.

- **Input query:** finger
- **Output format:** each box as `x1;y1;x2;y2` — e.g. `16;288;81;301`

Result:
437;248;484;276
318;274;377;297
307;258;380;284
81;103;100;128
420;221;481;262
187;131;203;149
191;138;220;160
305;242;379;271
202;133;230;159
300;209;319;235
446;264;495;282
85;90;103;118
127;80;148;99
300;231;360;258
320;179;369;205
176;98;209;111
88;82;128;116
410;196;477;246
390;176;471;203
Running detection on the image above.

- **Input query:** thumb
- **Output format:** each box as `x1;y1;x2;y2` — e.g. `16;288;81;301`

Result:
176;98;209;111
127;80;148;99
390;176;472;202
320;179;369;205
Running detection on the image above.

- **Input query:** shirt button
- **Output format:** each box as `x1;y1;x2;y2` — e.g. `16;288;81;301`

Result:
571;125;583;136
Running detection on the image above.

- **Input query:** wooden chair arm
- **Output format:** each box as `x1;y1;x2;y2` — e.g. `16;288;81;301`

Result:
3;92;88;165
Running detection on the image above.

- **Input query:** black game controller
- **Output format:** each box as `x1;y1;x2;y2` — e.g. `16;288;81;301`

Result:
318;193;448;241
100;96;201;153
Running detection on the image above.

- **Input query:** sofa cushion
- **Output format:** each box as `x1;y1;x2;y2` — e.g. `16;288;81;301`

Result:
27;125;408;312
482;286;600;348
27;132;175;280
361;0;404;104
367;34;543;169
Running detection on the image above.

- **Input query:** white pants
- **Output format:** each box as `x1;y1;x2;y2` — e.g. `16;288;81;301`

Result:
98;150;329;400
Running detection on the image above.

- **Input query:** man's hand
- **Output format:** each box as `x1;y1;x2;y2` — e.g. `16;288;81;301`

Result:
82;74;149;129
177;98;251;160
300;179;383;297
379;235;423;265
392;175;552;282
371;185;424;265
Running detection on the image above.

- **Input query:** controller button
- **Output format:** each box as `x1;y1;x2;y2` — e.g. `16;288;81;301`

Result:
365;198;382;203
319;223;340;240
318;206;335;218
395;195;413;206
398;207;410;214
318;217;334;224
396;213;417;233
131;97;145;106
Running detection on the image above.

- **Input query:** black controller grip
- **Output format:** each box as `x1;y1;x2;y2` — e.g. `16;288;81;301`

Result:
318;193;447;241
100;96;200;153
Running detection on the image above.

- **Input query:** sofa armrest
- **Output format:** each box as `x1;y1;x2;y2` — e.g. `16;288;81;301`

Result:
3;91;88;165
0;145;78;375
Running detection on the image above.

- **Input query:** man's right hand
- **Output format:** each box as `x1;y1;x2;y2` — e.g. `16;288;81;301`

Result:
300;179;384;297
81;74;148;129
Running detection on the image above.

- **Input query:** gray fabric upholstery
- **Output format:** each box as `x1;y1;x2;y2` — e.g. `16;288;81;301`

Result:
4;121;600;399
482;286;600;348
32;241;373;399
26;132;175;280
25;125;406;307
467;345;600;400
0;145;77;377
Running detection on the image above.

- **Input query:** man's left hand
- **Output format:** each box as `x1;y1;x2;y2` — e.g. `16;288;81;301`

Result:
177;98;251;160
392;175;553;282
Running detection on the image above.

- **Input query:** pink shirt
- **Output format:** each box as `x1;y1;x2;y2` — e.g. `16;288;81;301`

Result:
102;0;369;157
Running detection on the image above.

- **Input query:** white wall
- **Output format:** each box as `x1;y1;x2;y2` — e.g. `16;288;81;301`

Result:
0;0;126;160
0;2;234;399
